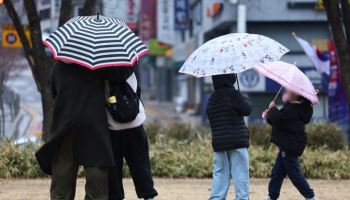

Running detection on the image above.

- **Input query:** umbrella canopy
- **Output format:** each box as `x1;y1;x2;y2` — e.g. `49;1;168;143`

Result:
44;15;148;70
178;33;289;77
255;61;319;104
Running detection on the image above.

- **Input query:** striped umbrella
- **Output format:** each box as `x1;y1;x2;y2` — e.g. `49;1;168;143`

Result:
43;15;148;70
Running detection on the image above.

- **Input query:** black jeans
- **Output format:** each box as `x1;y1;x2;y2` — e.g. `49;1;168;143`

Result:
268;151;315;200
108;126;158;200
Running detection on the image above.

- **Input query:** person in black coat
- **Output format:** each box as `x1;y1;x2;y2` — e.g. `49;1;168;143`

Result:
35;61;130;200
206;74;252;200
262;89;317;200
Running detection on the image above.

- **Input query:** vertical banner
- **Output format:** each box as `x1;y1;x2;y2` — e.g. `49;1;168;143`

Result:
327;41;349;134
103;0;139;31
157;0;175;45
125;0;139;30
174;0;189;30
140;0;157;42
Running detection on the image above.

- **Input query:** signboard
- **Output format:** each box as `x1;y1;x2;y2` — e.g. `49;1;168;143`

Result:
140;0;157;42
2;24;31;48
148;38;172;56
175;0;189;30
103;0;139;30
238;69;265;92
157;0;175;45
125;0;139;30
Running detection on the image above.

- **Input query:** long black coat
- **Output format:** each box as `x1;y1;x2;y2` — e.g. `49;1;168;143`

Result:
36;62;132;175
267;101;313;156
206;74;252;152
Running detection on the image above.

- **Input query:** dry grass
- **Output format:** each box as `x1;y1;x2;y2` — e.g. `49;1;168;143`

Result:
0;178;349;200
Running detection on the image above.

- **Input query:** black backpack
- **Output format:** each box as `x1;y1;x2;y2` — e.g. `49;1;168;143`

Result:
107;81;140;123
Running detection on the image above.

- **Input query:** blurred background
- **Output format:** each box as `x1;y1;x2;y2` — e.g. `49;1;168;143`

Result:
0;0;349;143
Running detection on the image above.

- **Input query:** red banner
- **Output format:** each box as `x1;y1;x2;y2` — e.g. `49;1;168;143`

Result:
139;0;157;42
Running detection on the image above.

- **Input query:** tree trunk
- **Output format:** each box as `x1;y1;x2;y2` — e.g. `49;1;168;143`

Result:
4;0;99;140
325;0;350;142
340;0;350;52
81;0;98;16
59;0;73;26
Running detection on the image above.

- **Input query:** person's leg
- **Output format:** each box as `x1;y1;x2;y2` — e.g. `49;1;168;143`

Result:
84;167;109;200
283;152;315;199
123;126;158;199
108;131;125;200
268;151;287;200
209;151;230;200
50;136;79;200
229;148;250;200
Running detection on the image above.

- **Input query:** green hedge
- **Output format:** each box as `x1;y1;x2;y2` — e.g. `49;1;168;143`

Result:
0;123;349;179
248;123;346;151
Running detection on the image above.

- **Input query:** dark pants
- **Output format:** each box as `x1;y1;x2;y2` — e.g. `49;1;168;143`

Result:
108;126;158;200
268;151;315;200
50;135;109;200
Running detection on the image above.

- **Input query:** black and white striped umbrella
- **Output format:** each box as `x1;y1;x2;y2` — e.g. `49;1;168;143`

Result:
43;15;148;69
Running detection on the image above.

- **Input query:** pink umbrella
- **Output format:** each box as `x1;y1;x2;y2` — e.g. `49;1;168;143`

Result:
255;61;319;104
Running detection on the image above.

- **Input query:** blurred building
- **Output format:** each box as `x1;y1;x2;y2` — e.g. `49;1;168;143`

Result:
38;0;103;33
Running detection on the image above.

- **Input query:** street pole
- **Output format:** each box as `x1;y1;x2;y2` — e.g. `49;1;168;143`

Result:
237;4;247;33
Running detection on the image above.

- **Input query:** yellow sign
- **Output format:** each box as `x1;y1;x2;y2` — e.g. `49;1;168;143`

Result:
316;0;350;10
2;24;31;48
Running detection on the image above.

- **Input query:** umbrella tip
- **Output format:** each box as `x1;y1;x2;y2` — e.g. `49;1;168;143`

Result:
97;12;100;21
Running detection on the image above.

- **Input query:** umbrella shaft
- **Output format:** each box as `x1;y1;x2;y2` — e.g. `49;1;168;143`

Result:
273;86;283;101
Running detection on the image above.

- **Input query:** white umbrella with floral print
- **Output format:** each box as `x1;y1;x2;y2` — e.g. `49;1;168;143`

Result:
179;33;289;77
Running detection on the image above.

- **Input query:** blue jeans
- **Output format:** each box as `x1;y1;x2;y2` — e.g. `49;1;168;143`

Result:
268;151;315;200
209;148;249;200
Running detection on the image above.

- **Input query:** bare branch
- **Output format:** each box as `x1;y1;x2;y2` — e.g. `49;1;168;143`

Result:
3;0;33;66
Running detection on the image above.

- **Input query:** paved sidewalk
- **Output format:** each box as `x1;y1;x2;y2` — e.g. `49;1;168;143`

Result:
1;178;349;200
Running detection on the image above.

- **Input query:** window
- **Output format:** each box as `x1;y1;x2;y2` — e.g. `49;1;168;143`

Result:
39;8;51;20
288;0;317;9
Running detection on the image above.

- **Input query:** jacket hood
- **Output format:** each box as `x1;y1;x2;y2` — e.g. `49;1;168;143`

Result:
286;99;313;123
212;74;237;90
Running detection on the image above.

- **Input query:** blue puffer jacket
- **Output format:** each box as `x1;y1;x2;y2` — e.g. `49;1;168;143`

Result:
206;74;252;152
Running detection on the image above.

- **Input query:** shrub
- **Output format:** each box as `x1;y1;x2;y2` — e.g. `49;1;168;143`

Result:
144;122;162;143
248;123;346;151
0;122;349;179
0;140;45;178
165;123;193;140
306;123;345;150
248;123;271;148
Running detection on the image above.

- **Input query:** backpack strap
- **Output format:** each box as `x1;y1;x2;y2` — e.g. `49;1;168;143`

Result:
136;86;141;98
